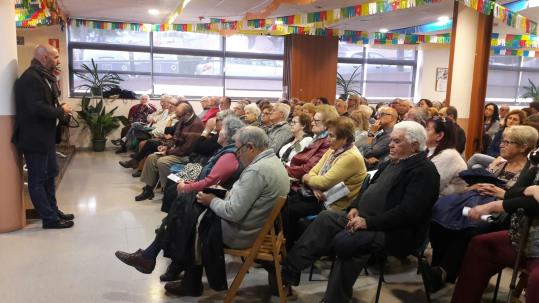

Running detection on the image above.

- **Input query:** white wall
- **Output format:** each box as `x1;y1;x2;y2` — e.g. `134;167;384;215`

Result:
418;44;450;103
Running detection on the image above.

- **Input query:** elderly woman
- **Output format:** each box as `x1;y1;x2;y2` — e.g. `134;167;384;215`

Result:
281;121;440;303
451;155;539;302
284;117;367;250
417;98;433;109
302;103;317;119
286;105;338;180
116;116;245;283
426;118;467;196
424;125;538;293
242;103;261;126
334;99;348;116
278;113;313;165
346;95;361;115
349;109;370;149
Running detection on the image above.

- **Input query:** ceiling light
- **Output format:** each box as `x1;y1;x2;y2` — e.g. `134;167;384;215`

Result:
148;9;160;15
379;28;388;33
437;16;449;22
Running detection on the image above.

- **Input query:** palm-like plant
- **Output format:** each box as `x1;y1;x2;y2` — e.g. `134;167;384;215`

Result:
336;65;362;99
76;97;123;141
522;79;539;101
74;58;123;96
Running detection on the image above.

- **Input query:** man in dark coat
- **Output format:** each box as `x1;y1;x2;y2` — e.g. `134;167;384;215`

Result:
280;121;440;303
12;44;74;229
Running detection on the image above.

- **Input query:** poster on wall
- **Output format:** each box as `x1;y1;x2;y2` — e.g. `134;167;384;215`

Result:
436;68;448;92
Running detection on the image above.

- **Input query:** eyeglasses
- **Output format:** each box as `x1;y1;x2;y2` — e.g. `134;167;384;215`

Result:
290;120;299;125
312;118;322;125
376;112;393;118
235;143;249;156
500;140;519;146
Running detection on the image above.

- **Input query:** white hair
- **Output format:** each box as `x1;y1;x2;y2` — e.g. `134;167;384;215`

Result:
237;126;269;149
244;104;261;118
272;103;291;121
393;121;427;152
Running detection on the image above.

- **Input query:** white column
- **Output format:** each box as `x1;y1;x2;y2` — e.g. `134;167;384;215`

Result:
0;0;24;232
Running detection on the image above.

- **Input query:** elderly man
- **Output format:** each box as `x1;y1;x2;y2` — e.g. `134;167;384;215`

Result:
404;107;429;126
160;127;289;296
115;95;157;150
266;103;293;153
360;106;398;170
499;104;510;126
201;96;220;124
233;99;250;120
12;44;74;229
280;121;440;302
219;96;232;111
135;102;203;201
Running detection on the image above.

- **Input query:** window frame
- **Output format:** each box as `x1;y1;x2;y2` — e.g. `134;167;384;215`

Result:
486;56;539;105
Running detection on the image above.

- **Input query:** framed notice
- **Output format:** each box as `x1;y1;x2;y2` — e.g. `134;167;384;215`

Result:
435;68;448;92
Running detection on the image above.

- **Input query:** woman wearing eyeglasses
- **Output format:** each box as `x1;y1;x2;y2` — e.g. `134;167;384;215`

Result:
423;125;538;293
278;113;313;166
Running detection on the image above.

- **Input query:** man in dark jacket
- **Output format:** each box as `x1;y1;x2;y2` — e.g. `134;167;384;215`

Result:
12;44;74;229
280;121;440;303
136;102;203;201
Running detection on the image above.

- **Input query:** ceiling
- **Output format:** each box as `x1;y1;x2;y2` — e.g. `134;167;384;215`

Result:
58;0;537;34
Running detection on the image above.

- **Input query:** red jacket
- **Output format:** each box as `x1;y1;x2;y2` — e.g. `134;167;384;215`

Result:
202;107;219;124
286;137;330;179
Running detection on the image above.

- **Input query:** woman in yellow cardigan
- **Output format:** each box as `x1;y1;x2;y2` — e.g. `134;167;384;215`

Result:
284;117;367;250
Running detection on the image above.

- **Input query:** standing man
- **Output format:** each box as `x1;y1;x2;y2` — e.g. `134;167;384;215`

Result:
12;44;74;229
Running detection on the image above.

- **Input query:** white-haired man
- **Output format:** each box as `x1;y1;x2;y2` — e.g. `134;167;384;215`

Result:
280;121;440;303
266;102;293;153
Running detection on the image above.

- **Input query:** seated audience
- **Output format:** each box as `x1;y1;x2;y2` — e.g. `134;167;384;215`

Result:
498;104;510;126
349;109;369;148
432;101;443;110
201;96;220;125
286;105;337;180
312;97;329;106
243;103;261;126
417;98;433;109
482;103;501;151
266;103;293;153
278;114;312;165
114;94;156;152
135;103;203;201
404;107;429;126
446;106;466;154
260;104;273;129
232;99;249;120
391;98;411;121
426;118;467;196
451;159;539;303
280;121;440;303
346;95;361;115
196;96;211;120
219;96;231;111
283;117;367;250
302;102;317;119
427;107;439;119
425;125;538;292
360;106;398;170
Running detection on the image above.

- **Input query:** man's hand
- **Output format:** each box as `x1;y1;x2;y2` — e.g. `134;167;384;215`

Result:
302;174;311;184
476;183;505;199
366;157;379;165
524;185;539;202
157;145;168;153
196;192;216;206
61;103;72;114
163;134;173;140
369;120;381;133
347;208;359;221
347;216;367;232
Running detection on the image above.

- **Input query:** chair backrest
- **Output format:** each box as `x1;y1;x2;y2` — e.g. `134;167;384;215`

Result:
245;196;287;252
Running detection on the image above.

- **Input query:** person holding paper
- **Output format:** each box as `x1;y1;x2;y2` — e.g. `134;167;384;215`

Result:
283;117;367;250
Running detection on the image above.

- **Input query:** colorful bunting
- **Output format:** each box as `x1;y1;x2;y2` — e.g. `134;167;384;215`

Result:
491;33;539;49
491;48;539;58
15;0;66;28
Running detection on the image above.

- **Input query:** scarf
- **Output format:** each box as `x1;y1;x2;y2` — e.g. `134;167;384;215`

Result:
30;58;60;100
319;142;354;176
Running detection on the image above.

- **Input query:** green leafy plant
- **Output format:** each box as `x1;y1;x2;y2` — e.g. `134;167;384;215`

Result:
336;65;362;99
521;79;539;101
76;97;122;140
74;58;123;96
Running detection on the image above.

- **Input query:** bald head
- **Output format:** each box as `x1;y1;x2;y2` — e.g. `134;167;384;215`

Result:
34;44;60;71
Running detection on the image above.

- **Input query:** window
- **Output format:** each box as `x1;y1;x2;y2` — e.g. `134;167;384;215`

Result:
486;56;539;104
337;44;417;101
69;27;284;98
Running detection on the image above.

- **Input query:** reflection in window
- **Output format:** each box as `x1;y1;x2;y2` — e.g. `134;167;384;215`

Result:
153;55;222;75
153;31;222;50
72;49;151;73
74;73;152;95
226;35;284;54
224;58;283;78
70;26;150;46
487;56;539;103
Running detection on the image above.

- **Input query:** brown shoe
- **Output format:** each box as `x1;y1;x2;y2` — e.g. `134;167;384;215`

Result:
164;281;203;297
114;249;155;274
119;159;138;169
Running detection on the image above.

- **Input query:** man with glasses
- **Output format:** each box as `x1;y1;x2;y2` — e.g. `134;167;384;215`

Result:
360;106;398;170
266;103;293;154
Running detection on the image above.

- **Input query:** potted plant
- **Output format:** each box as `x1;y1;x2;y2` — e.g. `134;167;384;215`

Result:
336;65;362;100
521;79;539;101
76;97;125;151
74;58;123;97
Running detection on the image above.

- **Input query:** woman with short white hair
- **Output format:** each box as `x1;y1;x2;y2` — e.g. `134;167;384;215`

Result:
243;103;261;126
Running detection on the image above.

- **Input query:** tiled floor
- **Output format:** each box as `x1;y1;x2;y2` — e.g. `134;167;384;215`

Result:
0;151;515;302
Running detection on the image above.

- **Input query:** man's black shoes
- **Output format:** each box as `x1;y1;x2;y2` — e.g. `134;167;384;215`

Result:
43;219;74;229
57;210;75;221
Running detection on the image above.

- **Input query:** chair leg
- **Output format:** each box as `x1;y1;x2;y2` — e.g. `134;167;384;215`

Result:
375;258;386;303
308;263;315;281
224;257;255;303
274;255;287;303
417;256;432;303
492;270;502;303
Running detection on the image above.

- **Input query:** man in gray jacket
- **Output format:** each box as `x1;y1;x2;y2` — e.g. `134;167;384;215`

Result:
266;103;293;153
163;126;290;296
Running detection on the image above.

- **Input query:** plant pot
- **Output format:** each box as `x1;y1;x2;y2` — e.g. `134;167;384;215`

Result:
91;87;102;97
338;93;349;101
92;139;107;152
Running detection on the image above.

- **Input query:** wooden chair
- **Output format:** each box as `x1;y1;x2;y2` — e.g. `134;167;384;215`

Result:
223;196;288;303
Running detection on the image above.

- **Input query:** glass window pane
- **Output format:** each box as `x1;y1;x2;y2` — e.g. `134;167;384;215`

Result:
224;58;283;78
489;55;520;67
73;49;151;73
364;83;412;98
153;31;222;50
69;26;149;46
367;48;415;60
225;35;284;54
486;70;519;99
337;63;363;95
74;73;151;95
154;75;223;96
225;78;282;98
518;71;539;98
338;42;364;58
366;64;413;81
153;54;222;75
523;57;539;68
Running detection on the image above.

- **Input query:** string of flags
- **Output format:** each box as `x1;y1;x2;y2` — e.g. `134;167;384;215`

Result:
15;0;66;28
460;0;536;35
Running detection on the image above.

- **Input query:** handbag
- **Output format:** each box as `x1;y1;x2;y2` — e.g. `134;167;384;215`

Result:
175;163;203;182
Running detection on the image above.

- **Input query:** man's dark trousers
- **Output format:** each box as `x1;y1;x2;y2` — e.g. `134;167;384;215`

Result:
24;149;60;223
